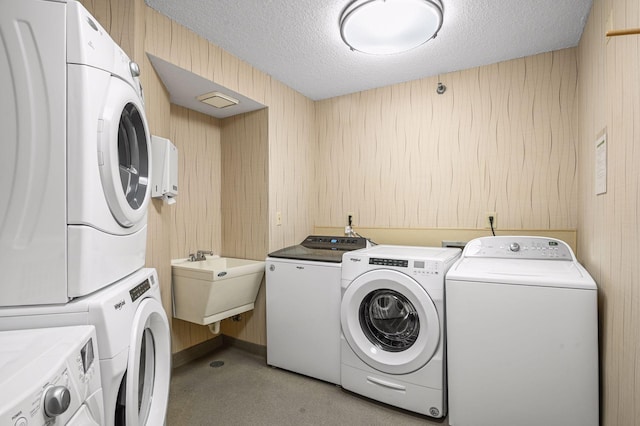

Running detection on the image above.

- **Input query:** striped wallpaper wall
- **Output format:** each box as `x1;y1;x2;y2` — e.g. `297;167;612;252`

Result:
577;0;640;424
220;109;269;344
314;49;578;231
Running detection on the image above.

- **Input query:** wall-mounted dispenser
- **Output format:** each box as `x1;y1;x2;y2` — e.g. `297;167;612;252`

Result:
151;135;178;205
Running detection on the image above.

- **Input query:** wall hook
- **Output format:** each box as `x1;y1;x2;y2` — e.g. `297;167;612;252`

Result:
436;82;446;95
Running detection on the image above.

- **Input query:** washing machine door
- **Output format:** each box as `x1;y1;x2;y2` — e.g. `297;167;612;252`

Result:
116;297;171;426
341;269;440;375
99;76;151;228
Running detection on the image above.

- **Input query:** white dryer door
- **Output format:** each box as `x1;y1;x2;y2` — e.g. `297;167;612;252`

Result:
121;297;171;426
341;269;440;375
99;76;151;227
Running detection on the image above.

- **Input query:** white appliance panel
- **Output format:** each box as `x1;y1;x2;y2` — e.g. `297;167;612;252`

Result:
0;0;151;306
266;258;342;385
0;0;68;305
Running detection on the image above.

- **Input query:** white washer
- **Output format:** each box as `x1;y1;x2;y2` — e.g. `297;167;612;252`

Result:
0;325;103;425
266;236;368;385
445;236;599;426
340;245;461;417
0;0;151;306
0;268;171;426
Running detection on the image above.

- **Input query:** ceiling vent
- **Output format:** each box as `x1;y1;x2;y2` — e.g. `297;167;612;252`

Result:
196;91;239;109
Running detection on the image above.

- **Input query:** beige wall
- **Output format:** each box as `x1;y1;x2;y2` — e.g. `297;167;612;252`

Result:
577;0;640;424
220;109;269;344
315;49;578;231
168;105;222;352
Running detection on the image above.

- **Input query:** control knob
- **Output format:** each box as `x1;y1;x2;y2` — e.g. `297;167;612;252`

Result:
509;242;521;252
43;386;71;418
129;61;141;77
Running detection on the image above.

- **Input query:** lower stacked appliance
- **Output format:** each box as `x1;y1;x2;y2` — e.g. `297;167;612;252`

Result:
0;269;171;426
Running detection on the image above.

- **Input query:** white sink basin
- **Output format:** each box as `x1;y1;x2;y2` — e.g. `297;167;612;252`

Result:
171;256;265;326
172;256;265;281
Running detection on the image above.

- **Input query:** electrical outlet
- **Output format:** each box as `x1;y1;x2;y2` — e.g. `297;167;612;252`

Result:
276;211;282;226
484;212;497;229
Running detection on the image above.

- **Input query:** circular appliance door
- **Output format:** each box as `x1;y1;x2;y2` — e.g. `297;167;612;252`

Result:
116;297;171;426
341;269;440;375
99;76;151;228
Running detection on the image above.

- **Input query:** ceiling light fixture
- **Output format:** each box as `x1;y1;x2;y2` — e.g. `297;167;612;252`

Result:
340;0;443;55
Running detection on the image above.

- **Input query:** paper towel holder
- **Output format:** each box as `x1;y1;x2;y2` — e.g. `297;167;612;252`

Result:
151;135;178;204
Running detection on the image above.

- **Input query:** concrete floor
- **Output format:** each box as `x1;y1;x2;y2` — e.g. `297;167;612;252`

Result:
166;345;448;425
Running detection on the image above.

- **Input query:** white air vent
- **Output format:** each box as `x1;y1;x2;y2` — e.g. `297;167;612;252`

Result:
196;91;239;109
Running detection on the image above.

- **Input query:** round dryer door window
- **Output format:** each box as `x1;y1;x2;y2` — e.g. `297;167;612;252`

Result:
341;269;440;375
99;76;151;228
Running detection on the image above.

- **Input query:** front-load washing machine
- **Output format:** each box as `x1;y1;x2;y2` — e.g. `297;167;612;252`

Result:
340;245;460;417
445;236;598;426
0;0;152;306
0;268;171;426
0;325;104;425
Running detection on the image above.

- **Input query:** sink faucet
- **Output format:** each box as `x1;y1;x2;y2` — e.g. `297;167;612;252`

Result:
188;250;215;261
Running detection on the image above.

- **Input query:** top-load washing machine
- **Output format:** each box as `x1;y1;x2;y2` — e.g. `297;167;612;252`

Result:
445;236;598;426
0;0;152;306
266;235;369;385
340;245;461;417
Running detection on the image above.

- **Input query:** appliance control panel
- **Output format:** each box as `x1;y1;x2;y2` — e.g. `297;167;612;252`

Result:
368;258;443;275
0;326;102;426
302;235;368;251
463;236;573;260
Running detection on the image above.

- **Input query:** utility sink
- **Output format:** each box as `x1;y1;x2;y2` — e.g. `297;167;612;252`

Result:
171;256;265;327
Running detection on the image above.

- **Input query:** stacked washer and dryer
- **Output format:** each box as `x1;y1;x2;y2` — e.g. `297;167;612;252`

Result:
0;1;171;425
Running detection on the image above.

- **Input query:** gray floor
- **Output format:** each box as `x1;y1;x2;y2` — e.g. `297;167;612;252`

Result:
167;346;447;425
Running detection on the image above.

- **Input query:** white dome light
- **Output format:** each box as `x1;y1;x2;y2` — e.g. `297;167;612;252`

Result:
340;0;443;55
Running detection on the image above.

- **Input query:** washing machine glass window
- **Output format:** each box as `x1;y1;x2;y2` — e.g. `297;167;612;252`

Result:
359;289;419;352
99;77;151;228
118;103;149;211
341;269;440;375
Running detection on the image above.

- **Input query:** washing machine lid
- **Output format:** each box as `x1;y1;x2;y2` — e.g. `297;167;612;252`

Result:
448;237;596;290
448;257;596;288
268;235;368;263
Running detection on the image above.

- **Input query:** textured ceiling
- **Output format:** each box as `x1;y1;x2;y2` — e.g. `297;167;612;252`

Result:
145;0;593;101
